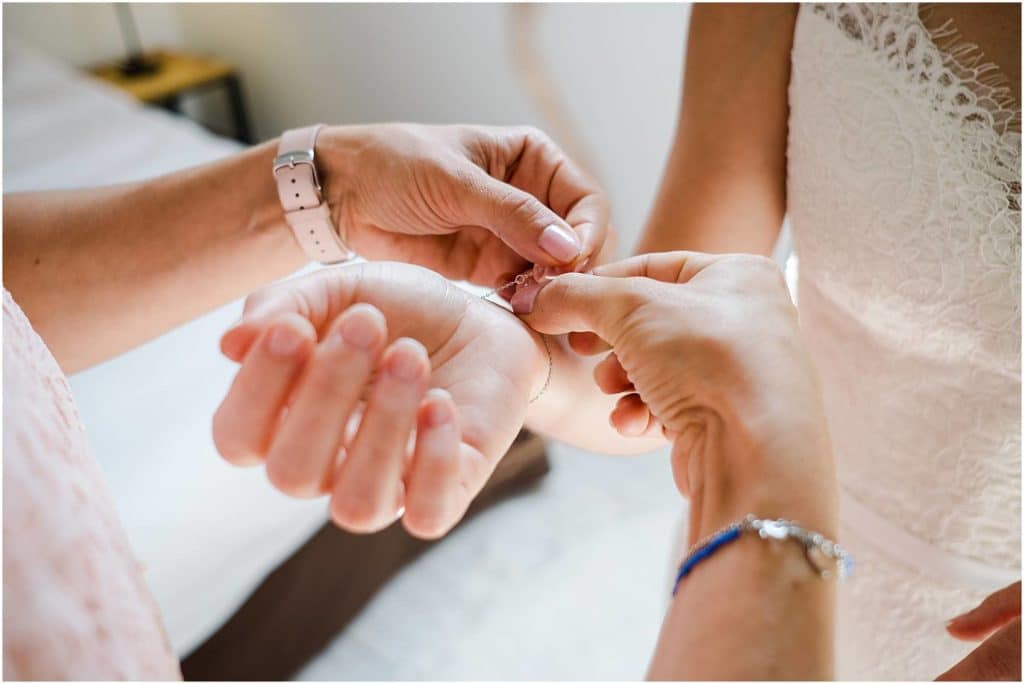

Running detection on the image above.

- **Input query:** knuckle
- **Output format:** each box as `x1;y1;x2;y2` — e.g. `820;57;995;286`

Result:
500;191;546;225
615;284;651;314
451;164;485;193
730;254;786;286
602;283;651;331
518;124;551;144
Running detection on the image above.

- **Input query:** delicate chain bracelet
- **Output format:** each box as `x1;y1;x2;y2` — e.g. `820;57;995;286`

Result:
672;514;853;596
480;266;552;404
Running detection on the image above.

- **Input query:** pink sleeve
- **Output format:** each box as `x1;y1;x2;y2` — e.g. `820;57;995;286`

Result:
3;289;180;680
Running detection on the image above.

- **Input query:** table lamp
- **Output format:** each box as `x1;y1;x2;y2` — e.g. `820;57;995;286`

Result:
114;3;160;77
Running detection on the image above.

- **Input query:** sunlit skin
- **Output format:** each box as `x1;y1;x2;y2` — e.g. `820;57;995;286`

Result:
2;122;607;678
215;261;546;539
221;251;839;679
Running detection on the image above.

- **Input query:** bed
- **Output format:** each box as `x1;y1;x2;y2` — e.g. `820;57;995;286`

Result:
3;44;683;678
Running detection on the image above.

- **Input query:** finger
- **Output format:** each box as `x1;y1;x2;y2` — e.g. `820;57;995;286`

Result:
263;305;388;498
212;314;317;466
936;617;1021;681
402;389;464;539
591;251;724;284
459;168;584;267
221;293;317;363
610;393;655;437
561;190;609;269
330;338;430;533
363;228;530;288
221;325;257;363
947;581;1022;641
221;267;362;362
502;127;609;266
594;352;634;394
568;331;611;356
518;271;638;338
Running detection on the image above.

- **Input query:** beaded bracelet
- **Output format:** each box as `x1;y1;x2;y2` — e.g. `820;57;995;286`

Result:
672;514;853;596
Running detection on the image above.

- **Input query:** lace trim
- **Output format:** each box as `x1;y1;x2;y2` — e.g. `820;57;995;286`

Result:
814;3;1021;134
812;3;1021;209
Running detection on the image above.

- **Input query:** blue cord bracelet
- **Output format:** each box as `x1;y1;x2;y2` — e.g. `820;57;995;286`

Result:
672;515;851;596
672;524;742;595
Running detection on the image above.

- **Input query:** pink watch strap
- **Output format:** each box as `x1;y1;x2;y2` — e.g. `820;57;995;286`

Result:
274;124;353;264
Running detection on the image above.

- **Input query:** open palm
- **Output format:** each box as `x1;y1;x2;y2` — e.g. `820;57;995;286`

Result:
214;261;545;538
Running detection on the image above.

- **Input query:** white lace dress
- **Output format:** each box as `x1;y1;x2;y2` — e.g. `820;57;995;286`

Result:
787;3;1021;679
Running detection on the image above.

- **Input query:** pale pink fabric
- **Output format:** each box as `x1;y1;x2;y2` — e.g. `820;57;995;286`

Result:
2;288;179;679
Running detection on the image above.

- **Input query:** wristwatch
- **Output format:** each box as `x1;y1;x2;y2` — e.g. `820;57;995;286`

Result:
273;124;354;264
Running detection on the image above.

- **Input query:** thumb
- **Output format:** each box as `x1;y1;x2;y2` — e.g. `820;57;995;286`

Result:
947;581;1022;641
937;618;1022;680
519;271;639;341
459;170;584;267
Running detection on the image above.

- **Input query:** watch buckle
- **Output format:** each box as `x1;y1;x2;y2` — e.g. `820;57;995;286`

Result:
273;149;322;192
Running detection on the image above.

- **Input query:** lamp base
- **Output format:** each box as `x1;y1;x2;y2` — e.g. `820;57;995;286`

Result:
117;53;161;78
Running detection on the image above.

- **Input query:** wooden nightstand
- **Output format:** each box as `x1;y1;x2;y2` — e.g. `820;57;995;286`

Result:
89;50;253;144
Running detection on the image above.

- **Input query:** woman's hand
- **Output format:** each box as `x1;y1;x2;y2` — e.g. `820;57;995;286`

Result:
939;580;1021;681
319;124;609;286
522;251;836;536
212;262;546;539
522;251;839;680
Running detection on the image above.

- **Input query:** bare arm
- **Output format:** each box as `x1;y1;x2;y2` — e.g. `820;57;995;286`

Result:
638;3;797;256
526;336;667;455
3;143;301;374
4;124;611;374
523;252;838;678
521;6;798;452
647;420;836;679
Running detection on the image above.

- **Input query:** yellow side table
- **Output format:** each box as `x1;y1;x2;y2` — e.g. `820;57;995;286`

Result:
89;50;253;143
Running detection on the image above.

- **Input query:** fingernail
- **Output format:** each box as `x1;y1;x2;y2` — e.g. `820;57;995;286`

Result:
394;505;406;521
946;613;968;627
266;325;303;358
387;342;425;381
539;224;581;263
511;277;548;315
423;391;454;428
536;264;569;280
339;310;379;350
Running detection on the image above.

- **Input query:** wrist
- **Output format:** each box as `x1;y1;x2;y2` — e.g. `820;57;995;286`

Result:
244;140;308;267
316;125;369;249
682;411;838;542
524;325;553;404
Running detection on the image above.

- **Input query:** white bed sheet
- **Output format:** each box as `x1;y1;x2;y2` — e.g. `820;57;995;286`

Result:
3;46;329;656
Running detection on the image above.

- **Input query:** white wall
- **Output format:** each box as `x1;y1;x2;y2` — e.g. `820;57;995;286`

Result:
4;2;688;252
172;3;688;251
2;3;184;66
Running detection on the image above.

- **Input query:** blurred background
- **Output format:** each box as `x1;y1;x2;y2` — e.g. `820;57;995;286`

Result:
4;3;691;679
